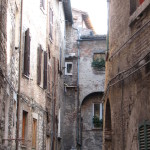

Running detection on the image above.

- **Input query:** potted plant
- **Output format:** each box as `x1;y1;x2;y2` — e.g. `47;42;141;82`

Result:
93;116;103;128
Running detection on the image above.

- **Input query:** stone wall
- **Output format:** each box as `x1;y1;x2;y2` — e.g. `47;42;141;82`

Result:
63;9;106;150
81;93;103;150
104;0;150;150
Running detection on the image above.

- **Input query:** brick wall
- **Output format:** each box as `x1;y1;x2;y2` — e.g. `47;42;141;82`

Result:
104;0;150;149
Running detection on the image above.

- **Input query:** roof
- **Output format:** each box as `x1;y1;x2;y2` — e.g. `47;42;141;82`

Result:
63;0;73;24
72;8;95;33
79;35;106;41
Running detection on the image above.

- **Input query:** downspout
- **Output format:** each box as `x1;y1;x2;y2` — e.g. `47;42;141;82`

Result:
106;0;110;52
16;0;23;149
72;25;80;148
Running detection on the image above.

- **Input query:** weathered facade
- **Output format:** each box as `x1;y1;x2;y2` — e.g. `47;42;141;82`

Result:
0;0;72;150
62;9;106;150
103;0;150;150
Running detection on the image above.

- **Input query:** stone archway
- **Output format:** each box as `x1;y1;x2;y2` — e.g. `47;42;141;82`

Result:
80;92;103;150
103;99;112;150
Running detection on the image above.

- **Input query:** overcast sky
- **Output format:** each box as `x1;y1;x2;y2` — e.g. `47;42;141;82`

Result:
71;0;107;35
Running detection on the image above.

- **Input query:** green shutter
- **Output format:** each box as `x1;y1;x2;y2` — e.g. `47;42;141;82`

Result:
139;121;150;150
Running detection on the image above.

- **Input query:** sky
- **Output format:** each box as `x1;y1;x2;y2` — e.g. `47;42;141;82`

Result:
71;0;107;35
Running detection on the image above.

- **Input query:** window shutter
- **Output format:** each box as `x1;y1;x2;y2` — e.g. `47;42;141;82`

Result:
48;65;50;93
24;28;30;76
37;45;42;85
48;45;50;59
43;51;47;89
130;0;137;15
32;119;37;148
139;122;150;150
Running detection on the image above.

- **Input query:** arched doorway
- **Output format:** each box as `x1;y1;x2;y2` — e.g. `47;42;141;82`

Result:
104;99;112;141
80;92;103;150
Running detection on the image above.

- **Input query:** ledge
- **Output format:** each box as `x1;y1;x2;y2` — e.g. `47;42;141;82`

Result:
129;0;150;26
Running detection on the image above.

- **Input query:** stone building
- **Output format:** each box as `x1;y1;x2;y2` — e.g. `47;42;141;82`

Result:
103;0;150;150
62;8;106;150
0;0;72;150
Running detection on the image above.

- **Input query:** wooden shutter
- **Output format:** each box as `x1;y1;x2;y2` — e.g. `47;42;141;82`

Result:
43;51;47;89
48;45;50;59
24;28;30;76
130;0;137;15
139;122;150;150
32;119;37;148
22;111;28;144
48;65;50;93
37;46;42;85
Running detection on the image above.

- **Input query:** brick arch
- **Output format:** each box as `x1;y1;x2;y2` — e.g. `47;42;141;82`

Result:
104;99;112;141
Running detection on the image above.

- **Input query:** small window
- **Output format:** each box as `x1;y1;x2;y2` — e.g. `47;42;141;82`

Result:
92;53;105;70
65;62;73;75
22;111;28;144
93;103;103;128
139;121;150;150
32;119;37;149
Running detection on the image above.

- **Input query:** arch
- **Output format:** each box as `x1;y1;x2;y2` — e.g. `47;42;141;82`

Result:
81;92;104;107
105;99;112;141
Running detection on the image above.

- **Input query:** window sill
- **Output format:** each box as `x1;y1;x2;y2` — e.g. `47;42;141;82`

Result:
92;127;103;130
38;84;45;90
65;74;73;76
22;74;33;80
21;144;27;148
129;0;150;26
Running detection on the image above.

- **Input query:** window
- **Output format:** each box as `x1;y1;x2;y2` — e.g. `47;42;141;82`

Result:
32;119;37;149
65;62;73;75
49;8;53;40
93;103;103;128
24;28;30;77
40;0;45;10
130;0;145;15
22;111;28;144
37;45;47;89
92;53;105;70
138;121;150;150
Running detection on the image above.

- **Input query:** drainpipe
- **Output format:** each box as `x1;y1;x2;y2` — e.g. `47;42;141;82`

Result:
16;0;23;149
106;0;110;52
72;25;80;148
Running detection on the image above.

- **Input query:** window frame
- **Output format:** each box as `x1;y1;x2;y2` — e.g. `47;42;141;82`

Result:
65;62;73;75
92;103;103;128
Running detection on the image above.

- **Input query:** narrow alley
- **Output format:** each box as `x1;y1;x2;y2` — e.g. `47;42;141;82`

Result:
0;0;150;150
